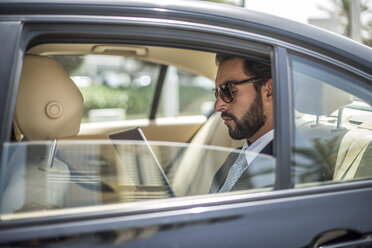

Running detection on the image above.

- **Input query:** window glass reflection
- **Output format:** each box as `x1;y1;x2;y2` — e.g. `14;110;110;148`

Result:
290;55;372;186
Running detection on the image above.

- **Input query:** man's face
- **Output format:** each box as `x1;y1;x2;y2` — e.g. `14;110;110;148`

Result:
214;58;267;141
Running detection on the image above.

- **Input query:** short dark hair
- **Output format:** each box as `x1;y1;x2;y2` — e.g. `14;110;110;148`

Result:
216;54;271;92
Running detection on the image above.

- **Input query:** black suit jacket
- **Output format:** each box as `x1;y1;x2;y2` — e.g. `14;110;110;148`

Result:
209;141;275;193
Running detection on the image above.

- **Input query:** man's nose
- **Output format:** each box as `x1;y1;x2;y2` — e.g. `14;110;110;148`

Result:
214;96;228;112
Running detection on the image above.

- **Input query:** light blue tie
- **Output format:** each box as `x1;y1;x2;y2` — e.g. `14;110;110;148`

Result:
219;151;248;192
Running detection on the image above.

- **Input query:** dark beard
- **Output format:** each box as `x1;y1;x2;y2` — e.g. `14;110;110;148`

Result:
223;92;266;140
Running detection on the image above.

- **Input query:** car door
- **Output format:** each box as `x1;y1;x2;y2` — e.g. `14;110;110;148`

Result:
0;1;372;248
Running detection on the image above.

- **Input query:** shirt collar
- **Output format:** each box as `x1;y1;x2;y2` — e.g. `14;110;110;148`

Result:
242;129;274;151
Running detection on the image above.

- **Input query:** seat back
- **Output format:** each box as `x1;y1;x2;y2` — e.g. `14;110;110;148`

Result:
293;72;372;182
1;55;83;214
334;120;372;181
294;73;353;116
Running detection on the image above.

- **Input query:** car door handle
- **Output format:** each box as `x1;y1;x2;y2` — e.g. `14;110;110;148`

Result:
318;234;372;248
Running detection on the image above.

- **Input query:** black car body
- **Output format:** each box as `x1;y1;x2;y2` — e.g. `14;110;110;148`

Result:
0;0;372;247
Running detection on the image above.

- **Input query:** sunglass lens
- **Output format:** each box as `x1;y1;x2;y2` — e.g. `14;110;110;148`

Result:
214;84;233;103
213;89;218;99
220;85;232;103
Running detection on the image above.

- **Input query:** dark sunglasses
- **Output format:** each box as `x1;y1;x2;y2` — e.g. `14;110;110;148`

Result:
213;77;262;103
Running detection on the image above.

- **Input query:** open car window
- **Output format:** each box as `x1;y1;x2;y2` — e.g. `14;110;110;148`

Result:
1;43;278;219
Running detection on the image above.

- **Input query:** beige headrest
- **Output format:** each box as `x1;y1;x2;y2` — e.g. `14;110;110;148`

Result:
294;72;353;116
15;55;83;140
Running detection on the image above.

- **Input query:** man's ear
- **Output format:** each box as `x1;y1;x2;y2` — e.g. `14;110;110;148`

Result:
263;78;273;99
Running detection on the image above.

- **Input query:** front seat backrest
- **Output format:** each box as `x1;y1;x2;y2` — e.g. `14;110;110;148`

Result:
1;55;83;214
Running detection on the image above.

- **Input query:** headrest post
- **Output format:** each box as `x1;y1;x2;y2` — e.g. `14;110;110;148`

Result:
336;107;344;129
46;139;58;169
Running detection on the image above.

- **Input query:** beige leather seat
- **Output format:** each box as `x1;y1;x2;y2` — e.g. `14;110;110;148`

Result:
294;72;353;162
293;72;372;181
1;55;83;214
334;120;372;181
294;73;353;118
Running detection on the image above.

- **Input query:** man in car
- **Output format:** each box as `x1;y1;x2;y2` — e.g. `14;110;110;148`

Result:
209;54;331;193
209;54;274;193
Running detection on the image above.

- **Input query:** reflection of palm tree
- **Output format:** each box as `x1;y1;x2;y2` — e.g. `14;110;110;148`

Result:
294;147;332;183
318;0;372;46
293;136;342;182
313;136;343;172
249;167;275;180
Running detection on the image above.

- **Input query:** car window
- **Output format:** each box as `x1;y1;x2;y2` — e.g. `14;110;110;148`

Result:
51;55;215;123
290;54;372;187
0;140;275;217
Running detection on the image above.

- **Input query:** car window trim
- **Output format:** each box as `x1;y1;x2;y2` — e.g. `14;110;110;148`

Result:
273;46;294;189
0;21;23;159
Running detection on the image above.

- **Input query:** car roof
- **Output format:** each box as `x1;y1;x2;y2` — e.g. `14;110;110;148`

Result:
1;0;371;68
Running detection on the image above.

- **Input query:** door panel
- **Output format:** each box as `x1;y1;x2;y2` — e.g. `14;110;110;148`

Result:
1;184;372;247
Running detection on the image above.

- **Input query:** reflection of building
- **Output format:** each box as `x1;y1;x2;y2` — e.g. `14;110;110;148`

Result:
242;0;367;44
309;0;362;43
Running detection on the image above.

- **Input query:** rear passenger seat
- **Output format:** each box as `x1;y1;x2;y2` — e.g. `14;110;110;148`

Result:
294;72;372;183
334;120;372;181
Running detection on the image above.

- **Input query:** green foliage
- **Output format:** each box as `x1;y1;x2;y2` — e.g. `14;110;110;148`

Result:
80;85;155;120
125;85;155;117
80;83;214;121
179;85;214;114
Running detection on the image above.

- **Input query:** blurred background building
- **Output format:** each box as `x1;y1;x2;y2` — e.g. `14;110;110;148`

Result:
201;0;372;46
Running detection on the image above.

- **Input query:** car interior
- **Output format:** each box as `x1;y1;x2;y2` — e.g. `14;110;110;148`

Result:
292;62;372;183
1;42;371;216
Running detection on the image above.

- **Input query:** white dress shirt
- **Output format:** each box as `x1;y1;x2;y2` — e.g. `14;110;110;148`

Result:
242;129;274;164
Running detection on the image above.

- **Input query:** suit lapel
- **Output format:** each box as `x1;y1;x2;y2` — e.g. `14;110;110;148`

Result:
260;140;273;156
